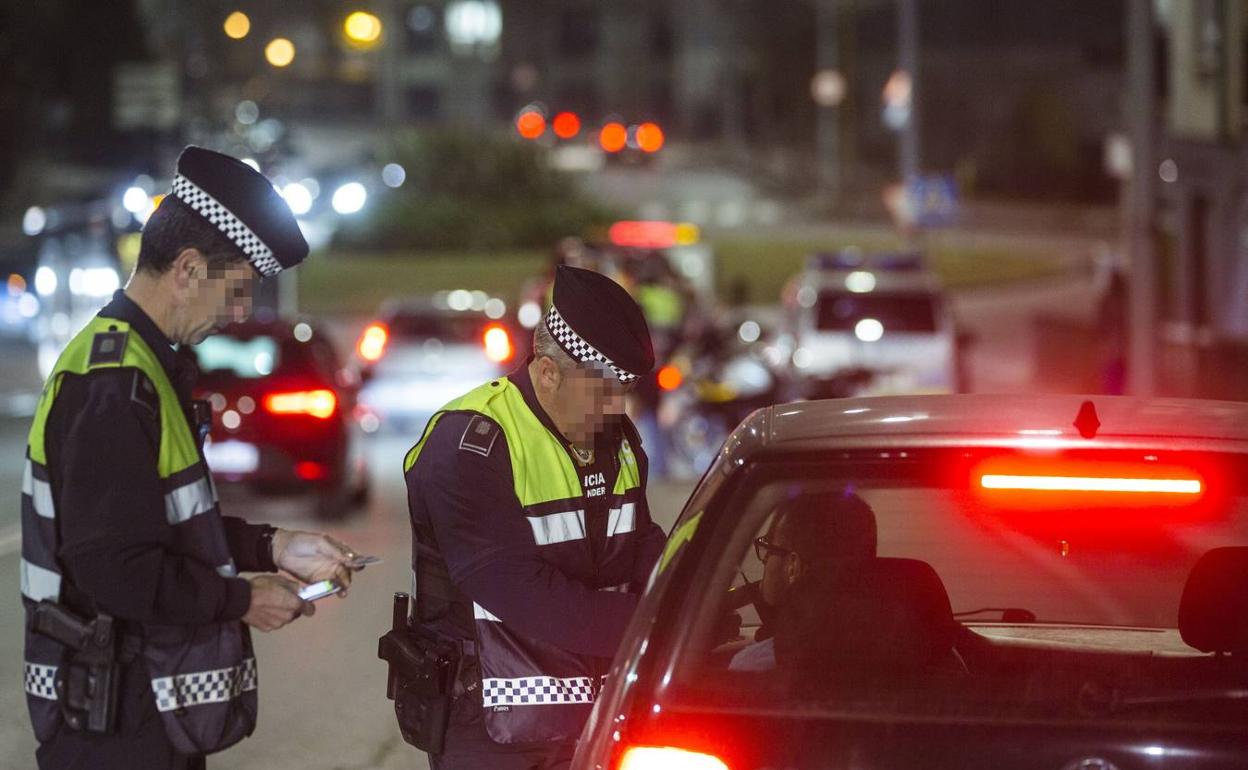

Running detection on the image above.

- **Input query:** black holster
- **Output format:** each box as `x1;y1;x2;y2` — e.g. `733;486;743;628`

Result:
31;600;126;735
378;592;461;754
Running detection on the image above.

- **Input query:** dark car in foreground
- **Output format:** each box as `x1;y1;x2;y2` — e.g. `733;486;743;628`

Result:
194;316;368;518
577;395;1248;770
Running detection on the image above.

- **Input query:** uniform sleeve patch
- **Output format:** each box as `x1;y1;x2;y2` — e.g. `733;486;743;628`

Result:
130;370;159;415
459;415;501;457
88;331;128;367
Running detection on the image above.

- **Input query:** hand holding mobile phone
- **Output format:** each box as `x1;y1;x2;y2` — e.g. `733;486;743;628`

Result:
298;579;342;602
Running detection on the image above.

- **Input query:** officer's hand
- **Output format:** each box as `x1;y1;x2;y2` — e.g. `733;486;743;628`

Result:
243;575;311;632
272;529;357;597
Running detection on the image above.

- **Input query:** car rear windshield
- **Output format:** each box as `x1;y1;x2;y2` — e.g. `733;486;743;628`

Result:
668;450;1248;728
195;333;315;378
815;291;938;332
388;311;488;344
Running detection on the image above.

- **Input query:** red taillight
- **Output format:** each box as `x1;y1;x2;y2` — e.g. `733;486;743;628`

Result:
609;220;678;249
600;122;628;153
517;110;546;140
357;323;388;362
980;473;1202;495
483;324;514;363
294;461;328;481
657;364;683;391
264;389;338;420
553;111;581;139
636;122;665;153
617;746;730;770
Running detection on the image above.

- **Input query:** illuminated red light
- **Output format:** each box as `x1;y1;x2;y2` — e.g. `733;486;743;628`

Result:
657;365;683;391
600;122;628;152
636;122;665;152
979;474;1202;495
608;220;679;249
516;110;546;139
294;461;328;481
552;111;581;139
264;390;338;420
357;323;388;362
617;746;730;770
483;324;514;363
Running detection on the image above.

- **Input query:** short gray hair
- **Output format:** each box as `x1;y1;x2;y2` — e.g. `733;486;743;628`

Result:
533;321;574;371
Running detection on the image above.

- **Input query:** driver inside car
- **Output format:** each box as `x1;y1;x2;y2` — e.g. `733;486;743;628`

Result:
729;490;878;672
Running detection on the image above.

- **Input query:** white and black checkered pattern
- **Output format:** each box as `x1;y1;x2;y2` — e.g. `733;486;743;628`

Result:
150;657;258;713
545;306;639;384
171;174;282;277
24;662;57;701
481;675;595;707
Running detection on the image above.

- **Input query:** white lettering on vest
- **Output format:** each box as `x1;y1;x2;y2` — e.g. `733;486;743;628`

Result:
583;471;606;498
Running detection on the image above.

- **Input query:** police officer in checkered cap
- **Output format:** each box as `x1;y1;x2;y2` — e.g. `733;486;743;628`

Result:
402;265;666;768
21;146;365;770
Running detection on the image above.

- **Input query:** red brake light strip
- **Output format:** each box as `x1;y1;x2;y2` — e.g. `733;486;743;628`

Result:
980;473;1202;494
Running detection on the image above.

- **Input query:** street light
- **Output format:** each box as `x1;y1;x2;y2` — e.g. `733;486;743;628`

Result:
344;11;383;49
265;38;296;68
223;11;250;40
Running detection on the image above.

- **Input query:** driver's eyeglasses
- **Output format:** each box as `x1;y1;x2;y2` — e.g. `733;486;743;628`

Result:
753;536;794;561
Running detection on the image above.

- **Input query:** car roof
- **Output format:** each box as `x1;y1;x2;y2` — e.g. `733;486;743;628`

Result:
736;395;1248;455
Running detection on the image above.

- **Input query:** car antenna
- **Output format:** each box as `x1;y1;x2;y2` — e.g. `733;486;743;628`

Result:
1073;400;1100;439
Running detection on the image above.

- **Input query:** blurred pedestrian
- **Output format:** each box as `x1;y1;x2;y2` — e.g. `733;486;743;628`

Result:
20;147;364;770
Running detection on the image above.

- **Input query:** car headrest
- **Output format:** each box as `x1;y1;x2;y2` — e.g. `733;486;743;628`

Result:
802;557;955;671
1179;547;1248;655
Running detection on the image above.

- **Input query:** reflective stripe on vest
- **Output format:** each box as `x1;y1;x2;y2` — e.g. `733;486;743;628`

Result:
20;315;255;753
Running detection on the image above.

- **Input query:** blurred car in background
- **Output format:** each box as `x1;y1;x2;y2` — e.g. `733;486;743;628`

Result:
356;292;519;434
782;250;959;399
195;315;368;519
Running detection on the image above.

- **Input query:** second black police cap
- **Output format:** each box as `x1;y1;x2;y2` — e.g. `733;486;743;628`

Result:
168;146;308;277
545;265;655;384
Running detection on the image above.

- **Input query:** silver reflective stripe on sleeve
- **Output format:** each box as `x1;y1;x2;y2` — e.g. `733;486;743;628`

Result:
20;559;61;602
151;657;258;712
165;476;215;525
473;602;501;622
525;510;585;545
481;675;595;706
607;502;636;537
24;663;58;700
23;461;54;520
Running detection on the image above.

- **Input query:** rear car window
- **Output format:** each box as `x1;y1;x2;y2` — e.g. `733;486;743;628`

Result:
673;451;1248;729
195;333;318;378
388;312;488;343
815;291;938;332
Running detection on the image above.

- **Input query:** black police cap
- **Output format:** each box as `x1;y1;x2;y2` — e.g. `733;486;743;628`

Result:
545;265;655;383
169;146;308;276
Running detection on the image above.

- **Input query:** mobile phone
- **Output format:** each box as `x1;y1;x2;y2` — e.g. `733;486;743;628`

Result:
347;554;382;569
298;579;342;602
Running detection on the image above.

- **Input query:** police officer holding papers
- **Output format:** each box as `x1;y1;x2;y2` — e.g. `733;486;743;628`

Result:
20;147;364;769
396;266;668;769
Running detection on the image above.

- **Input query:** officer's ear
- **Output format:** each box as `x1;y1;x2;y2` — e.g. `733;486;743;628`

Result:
534;355;564;392
170;248;208;293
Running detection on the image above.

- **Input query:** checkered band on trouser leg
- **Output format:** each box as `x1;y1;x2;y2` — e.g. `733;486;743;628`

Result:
151;657;258;713
480;676;596;707
544;307;639;384
24;663;58;701
171;175;282;277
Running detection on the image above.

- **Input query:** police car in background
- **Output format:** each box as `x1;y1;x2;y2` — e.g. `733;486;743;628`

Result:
781;251;959;399
355;292;518;434
575;394;1248;770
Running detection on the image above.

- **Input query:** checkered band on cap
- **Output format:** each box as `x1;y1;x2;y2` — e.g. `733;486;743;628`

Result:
545;306;639;384
24;662;58;701
150;657;258;713
481;675;596;707
171;174;283;277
